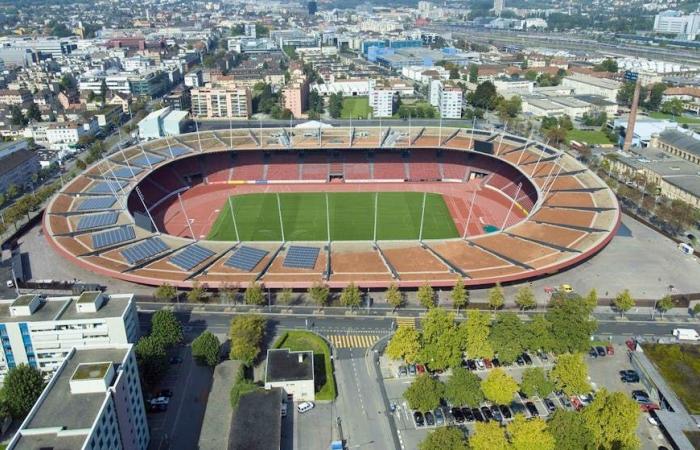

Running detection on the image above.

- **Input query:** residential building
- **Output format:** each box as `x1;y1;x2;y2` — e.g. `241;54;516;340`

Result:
199;360;242;450
229;389;283;450
432;81;463;119
264;348;315;401
0;142;39;193
562;73;622;102
312;79;370;97
493;79;534;96
653;10;700;40
0;89;33;107
7;345;149;450
138;107;189;139
0;292;139;382
369;79;395;118
43;120;98;151
652;128;700;165
282;74;309;118
190;86;252;119
163;88;191;112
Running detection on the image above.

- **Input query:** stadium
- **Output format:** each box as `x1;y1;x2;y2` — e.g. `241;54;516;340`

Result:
43;125;620;289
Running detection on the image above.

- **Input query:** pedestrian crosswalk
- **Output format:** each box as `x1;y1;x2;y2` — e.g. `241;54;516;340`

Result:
396;317;416;329
327;334;380;349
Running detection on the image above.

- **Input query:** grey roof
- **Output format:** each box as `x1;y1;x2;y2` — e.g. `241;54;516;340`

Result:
575;94;617;107
229;388;283;450
0;294;131;323
658;129;700;158
199;360;242;450
0;149;37;177
266;348;314;383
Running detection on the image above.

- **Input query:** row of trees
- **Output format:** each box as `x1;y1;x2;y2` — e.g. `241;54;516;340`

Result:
135;310;183;388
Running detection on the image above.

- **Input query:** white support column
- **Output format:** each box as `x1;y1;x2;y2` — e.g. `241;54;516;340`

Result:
178;192;196;241
228;196;240;242
276;193;285;242
373;192;378;242
166;138;175;159
119;147;137;177
229;115;234;149
408;114;412;147
140;145;153;169
418;191;427;241
495;133;505;156
463;188;478;240
470;116;476;150
135;186;160;234
98;164;125;211
438;115;443;147
195;119;203;152
501;183;523;230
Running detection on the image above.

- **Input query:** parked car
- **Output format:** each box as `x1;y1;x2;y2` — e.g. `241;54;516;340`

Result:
491;358;501;367
169;356;183;364
518;391;529;400
408;364;417;376
483;358;493;369
297;402;315;413
620;370;640;383
416;364;426;375
149;403;167;413
510;402;526;415
640;402;660;412
434;408;445;425
424;411;435;426
475;359;486;370
516;355;526;366
537;351;549;362
452;407;465;423
398;365;408;377
588;347;598;358
571;396;583;411
522;353;533;365
158;389;173;398
499;404;512;419
490;405;502;421
625;339;637;351
632;390;650;402
525;402;539;417
149;397;170;406
558;394;573;410
467;360;477;371
579;393;594;406
461;407;474;422
472;408;484;422
481;406;493;421
606;345;615;355
544;398;556;413
595;346;606;357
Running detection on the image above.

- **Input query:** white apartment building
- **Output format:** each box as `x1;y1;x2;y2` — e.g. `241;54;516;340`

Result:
8;344;149;450
654;10;700;40
190;86;252;119
43;120;98;151
561;73;622;102
493;79;534;96
368;80;395;118
80;75;131;95
437;82;463;119
0;292;138;382
312;79;371;97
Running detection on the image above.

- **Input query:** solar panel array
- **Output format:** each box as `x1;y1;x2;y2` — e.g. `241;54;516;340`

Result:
170;244;215;271
112;166;144;178
88;180;127;194
76;212;119;231
77;197;117;211
132;154;165;167
283;246;320;269
224;246;268;272
120;237;169;265
92;226;136;249
167;146;190;157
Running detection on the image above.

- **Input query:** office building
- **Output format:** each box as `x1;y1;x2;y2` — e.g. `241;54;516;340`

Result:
8;345;149;450
654;10;700;40
138;107;189;139
190;86;252;119
0;292;139;382
0;141;39;193
562;73;622;102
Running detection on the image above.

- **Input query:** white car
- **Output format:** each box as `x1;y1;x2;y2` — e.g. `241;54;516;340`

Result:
297;401;315;413
647;416;659;426
149;397;170;406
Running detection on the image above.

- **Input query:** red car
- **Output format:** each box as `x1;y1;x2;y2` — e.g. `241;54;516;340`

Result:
416;364;426;374
606;345;615;355
640;402;660;412
626;339;637;351
571;396;583;411
483;358;493;369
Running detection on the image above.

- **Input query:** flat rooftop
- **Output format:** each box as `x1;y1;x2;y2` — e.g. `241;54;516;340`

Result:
229;388;283;450
266;348;314;383
0;293;131;323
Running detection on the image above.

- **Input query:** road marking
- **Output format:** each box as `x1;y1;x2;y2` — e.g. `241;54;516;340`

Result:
396;317;416;328
327;334;380;348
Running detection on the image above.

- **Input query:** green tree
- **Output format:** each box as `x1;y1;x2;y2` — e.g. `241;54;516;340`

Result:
515;286;536;310
187;281;206;303
154;283;177;302
480;368;519;404
328;92;344;119
278;288;294;305
0;364;45;419
26;102;42;121
386;283;404;310
489;312;525;364
151;309;183;348
245;283;265;305
339;282;362;309
584;288;598;312
444;368;484;407
386;326;421;363
451;277;469;311
520;367;555;398
9;105;27;126
613;289;635;317
548;410;596;450
470;81;499;110
468;64;479;83
661;98;684;116
593;58;618;73
308;282;330;308
463;310;494;359
488;282;505;310
470;421;510;450
76;159;87;170
646;83;666;111
498;95;522;119
524;314;555;353
508;415;556;450
419;308;462;370
656;294;674;318
692;303;700;317
191;331;221;367
135;335;168;388
419;427;468;450
582;388;640;450
220;284;239;305
546;295;597;354
403;374;445;411
550;353;590;395
229;314;266;364
417;282;436;309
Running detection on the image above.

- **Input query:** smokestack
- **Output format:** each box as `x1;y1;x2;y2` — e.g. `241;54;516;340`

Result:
623;78;642;152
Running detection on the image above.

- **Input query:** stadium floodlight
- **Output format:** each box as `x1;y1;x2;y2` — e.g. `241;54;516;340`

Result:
258;118;263;147
227;196;240;242
408;113;411;148
438;115;443;147
276;193;285;242
542;163;564;206
469;116;476;150
177;192;196;241
194;119;203;152
135;186;160;234
463;189;478;240
418;191;427;241
229;115;234;149
501;182;523;230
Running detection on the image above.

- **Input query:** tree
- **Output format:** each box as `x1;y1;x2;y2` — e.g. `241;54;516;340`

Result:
451;277;468;311
661;98;684;116
582;388;640;450
508;415;556;450
244;283;265;305
498;95;522;120
480;368;519;404
470;81;498;110
694;303;700;317
339;282;362;309
419;308;462;370
154;283;177;302
308;282;330;308
444;368;484;407
550;353;590;395
515;286;536;310
100;79;108;104
328;92;344;119
468;64;479;83
220;284;239;305
470;421;510;450
419;427;468;450
0;364;45;419
26;102;42;121
546;295;597;354
656;295;674;318
386;283;404;310
489;312;524;364
520;367;555;398
278;287;294;305
307;90;324;116
593;58;618;73
135;335;168;388
191;331;221;367
151;309;183;348
463;310;493;359
76;159;87;170
417;282;436;309
187;281;206;303
386;326;421;363
584;288;598;312
403;374;445;411
229;314;266;364
548;410;596;450
488;283;505;310
10;105;27;126
646;83;666;111
524;314;555;353
613;289;635;317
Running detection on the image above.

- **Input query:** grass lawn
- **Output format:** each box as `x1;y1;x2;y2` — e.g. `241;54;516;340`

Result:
642;343;700;414
341;96;371;119
566;129;615;145
274;331;336;400
648;111;700;124
207;192;459;241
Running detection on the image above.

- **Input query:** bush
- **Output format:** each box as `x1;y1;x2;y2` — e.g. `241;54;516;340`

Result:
192;331;221;367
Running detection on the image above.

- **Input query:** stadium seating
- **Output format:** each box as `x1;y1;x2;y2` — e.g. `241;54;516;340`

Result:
266;152;300;180
373;152;406;180
408;151;441;181
301;153;329;180
343;152;371;180
206;153;234;183
232;152;265;180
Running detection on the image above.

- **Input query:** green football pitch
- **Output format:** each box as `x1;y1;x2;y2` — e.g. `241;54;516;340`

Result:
207;192;459;241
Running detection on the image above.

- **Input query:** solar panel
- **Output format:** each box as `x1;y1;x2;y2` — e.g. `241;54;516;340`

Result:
112;166;144;178
120;237;169;265
77;197;117;211
88;180;127;194
224;246;268;272
92;226;135;249
132;154;165;167
76;212;119;231
166;146;190;157
170;244;215;271
283;246;320;269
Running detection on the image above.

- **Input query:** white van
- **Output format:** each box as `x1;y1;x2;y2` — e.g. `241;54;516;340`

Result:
297;401;314;414
673;328;700;341
679;243;694;255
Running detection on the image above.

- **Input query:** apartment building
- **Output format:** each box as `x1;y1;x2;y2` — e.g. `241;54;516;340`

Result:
369;79;396;118
190;86;252;119
437;82;463;119
0;143;40;193
282;74;309;118
0;89;33;106
0;292;139;382
8;345;149;450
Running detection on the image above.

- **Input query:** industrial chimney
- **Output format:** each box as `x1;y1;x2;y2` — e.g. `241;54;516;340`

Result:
623;78;642;152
